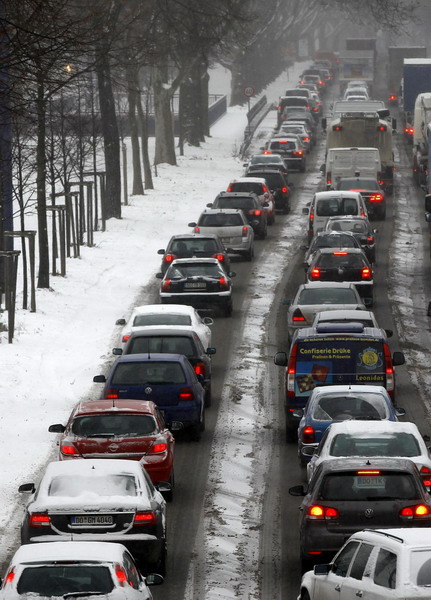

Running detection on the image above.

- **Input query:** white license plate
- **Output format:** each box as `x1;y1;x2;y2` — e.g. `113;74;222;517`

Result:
355;476;385;488
221;238;232;244
184;282;206;289
71;515;114;525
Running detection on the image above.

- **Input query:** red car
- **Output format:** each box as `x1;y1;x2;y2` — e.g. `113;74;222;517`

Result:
49;399;175;500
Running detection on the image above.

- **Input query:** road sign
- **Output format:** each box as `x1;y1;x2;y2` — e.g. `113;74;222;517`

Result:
243;86;255;98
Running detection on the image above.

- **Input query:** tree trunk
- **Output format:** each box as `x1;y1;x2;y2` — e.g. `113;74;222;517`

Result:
180;72;202;147
201;65;210;138
229;51;249;106
136;90;153;189
126;62;144;195
35;72;50;288
95;41;122;219
152;65;176;165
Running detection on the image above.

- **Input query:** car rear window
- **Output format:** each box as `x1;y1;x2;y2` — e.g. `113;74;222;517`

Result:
328;220;367;234
319;472;418;501
315;253;366;268
199;213;243;227
168;263;221;278
229;182;263;195
337;179;378;191
316;197;359;216
250;155;282;165
269;141;296;151
48;474;138;497
298;288;358;304
132;314;191;327
247;172;284;188
17;566;114;596
170;239;218;254
330;433;420;457
216;198;254;210
71;414;157;437
112;361;186;385
312;393;388;421
127;335;195;356
312;235;357;250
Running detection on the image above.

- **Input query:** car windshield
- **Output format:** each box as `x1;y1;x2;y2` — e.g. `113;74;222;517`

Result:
112;361;186;385
132;314;191;327
48;474;138;497
170;239;218;254
17;565;114;596
311;235;357;250
330;432;420;457
328;220;367;234
199;213;243;227
316;198;359;217
319;473;418;501
337;179;378;191
297;288;358;304
312;394;388;421
127;335;195;356
216;198;254;210
167;263;221;278
315;253;366;268
411;551;431;586
71;414;157;437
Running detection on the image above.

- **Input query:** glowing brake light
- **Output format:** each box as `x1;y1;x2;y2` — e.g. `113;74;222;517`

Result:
281;187;288;193
104;389;119;400
4;570;15;585
367;236;374;243
262;186;268;192
357;470;380;475
307;505;339;519
404;127;414;135
227;186;233;192
149;442;168;453
162;279;171;291
115;566;128;584
333;251;348;255
214;253;225;262
219;276;229;290
302;426;315;443
292;308;306;322
164;254;176;263
369;194;383;202
134;511;156;525
179;387;194;401
194;362;206;376
194;226;200;233
333;125;342;131
361;267;372;279
61;444;79;456
293;151;303;156
389;94;397;101
122;335;131;343
29;513;50;527
253;209;262;216
242;226;249;237
400;504;431;518
310;267;320;279
303;137;310;142
421;466;431;487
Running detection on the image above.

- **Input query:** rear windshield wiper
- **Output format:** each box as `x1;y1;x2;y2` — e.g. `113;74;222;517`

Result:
63;592;106;599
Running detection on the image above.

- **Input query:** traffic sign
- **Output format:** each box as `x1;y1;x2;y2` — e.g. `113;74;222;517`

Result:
243;86;255;98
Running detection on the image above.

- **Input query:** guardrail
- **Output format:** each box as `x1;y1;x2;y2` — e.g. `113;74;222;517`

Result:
240;95;274;159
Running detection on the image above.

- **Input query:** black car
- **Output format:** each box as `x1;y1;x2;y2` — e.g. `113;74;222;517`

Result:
208;191;268;239
157;233;231;274
303;231;362;270
334;177;387;220
277;96;310;128
157;257;235;317
244;169;291;214
289;457;431;572
307;247;373;305
325;216;377;264
113;327;216;407
243;153;289;176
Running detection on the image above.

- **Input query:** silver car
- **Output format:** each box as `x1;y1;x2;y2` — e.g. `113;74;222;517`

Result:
189;209;254;261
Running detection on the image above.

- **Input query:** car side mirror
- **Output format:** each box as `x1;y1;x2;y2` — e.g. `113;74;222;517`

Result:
206;203;213;208
145;574;164;586
392;351;405;366
263;202;269;207
301;445;317;457
93;375;106;383
274;351;288;366
155;273;164;279
48;423;66;433
229;271;236;278
363;297;373;308
384;329;393;338
289;484;306;496
314;563;331;575
321;117;327;130
425;213;431;223
18;483;35;493
302;207;309;215
395;407;406;417
206;347;216;355
197;373;205;384
188;222;197;228
157;249;165;255
203;317;214;325
116;318;126;326
292;408;303;419
319;163;325;172
425;194;431;213
112;347;123;355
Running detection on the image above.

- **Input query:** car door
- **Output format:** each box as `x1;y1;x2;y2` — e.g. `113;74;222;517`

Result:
339;542;375;599
341;546;398;600
313;541;361;600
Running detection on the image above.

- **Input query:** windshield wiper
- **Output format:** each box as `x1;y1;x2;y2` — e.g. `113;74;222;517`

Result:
63;592;105;599
86;433;117;438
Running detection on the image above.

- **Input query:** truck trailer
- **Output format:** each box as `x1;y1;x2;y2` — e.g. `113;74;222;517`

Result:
387;46;427;104
402;58;431;135
338;51;374;94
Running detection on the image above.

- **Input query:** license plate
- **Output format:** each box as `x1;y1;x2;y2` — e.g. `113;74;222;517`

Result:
71;515;114;526
221;238;232;244
184;282;206;289
355;476;385;488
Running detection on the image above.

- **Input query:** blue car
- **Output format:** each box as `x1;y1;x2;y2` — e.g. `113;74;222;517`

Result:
296;385;405;465
93;353;205;440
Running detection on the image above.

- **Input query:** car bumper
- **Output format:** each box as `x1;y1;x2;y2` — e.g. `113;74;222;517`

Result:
160;291;232;311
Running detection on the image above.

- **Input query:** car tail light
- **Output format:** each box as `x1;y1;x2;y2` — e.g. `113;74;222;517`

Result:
164;254;176;264
115;565;128;585
4;570;15;585
302;426;315;443
383;342;394;395
162;279;171;291
287;343;298;397
377;124;387;132
227;186;233;192
307;505;339;519
304;137;310;142
219;276;229;290
149;442;168;454
122;335;130;343
281;186;288;193
292;308;306;322
326;171;331;186
369;194;383;202
404;127;414;135
361;267;372;279
179;387;194;401
60;444;79;456
333;251;348;255
357;470;381;475
318;81;324;86
333;125;342;131
420;466;431;487
367;236;375;244
29;513;50;527
278;105;282;110
134;511;156;525
253;209;262;216
194;361;206;376
310;267;320;279
213;253;225;262
293;151;303;156
194;226;200;233
309;207;314;221
262;186;268;193
104;389;119;400
313;107;318;112
389;94;397;101
242;226;249;237
400;504;431;519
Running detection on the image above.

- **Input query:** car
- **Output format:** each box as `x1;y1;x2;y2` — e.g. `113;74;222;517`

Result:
113;327;216;407
157;233;231;274
303;190;368;241
305;420;431;486
343;87;369;100
311;309;386;332
279;122;312;151
156;257;235;317
277;96;311;127
115;304;213;349
209;191;268;239
299;73;325;94
303;231;363;270
285;282;366;341
0;541;163;599
243;169;291;214
265;136;306;172
345;94;370;102
18;459;167;574
334;176;386;219
298;528;431;600
48;399;175;496
243;153;289;176
93;353;205;440
281;109;317;135
325;215;377;264
297;82;320;95
189;209;255;260
289;457;431;571
306;248;374;306
226;177;275;224
346;79;368;90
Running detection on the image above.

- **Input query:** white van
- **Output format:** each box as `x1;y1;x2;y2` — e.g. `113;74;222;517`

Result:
303;190;368;240
324;147;381;188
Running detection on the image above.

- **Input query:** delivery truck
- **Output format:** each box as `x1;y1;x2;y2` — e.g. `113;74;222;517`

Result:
338;51;374;94
387;46;427;104
402;58;431;138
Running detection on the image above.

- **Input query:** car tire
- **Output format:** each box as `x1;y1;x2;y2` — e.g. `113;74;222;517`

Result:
224;300;233;317
299;161;306;173
268;213;275;226
155;540;167;576
300;588;311;600
282;202;290;214
164;470;174;503
259;226;267;240
244;246;254;261
190;423;202;442
204;383;212;408
286;420;297;443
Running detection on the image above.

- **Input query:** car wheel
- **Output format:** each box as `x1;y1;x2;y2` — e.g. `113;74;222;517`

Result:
299;161;306;173
282;202;290;215
268;213;275;226
204;383;212;408
286;420;297;443
259;226;267;240
164;470;174;503
244;246;253;261
380;208;386;220
154;540;167;576
300;588;311;600
224;300;233;317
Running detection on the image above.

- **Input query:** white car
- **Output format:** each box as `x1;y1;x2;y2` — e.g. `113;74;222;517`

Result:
311;309;381;330
116;304;213;348
286;282;366;341
298;528;431;599
343;87;369;101
0;541;163;599
346;79;368;90
306;420;431;485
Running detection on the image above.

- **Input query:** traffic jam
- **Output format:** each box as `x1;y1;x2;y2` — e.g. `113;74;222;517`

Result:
2;38;431;600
